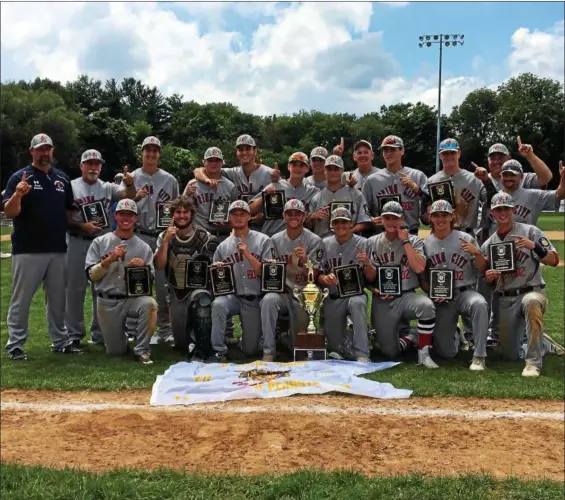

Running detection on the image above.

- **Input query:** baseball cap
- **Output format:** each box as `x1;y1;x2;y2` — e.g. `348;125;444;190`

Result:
204;147;224;160
310;146;329;160
324;155;344;169
30;134;54;149
491;192;515;209
354;140;373;151
81;149;105;163
284;199;305;213
501;159;523;175
115;198;138;214
288;152;309;166
236;134;256;148
381;201;404;218
331;207;352;222
379;135;404;149
438;138;460;153
488;143;510;156
430;200;454;214
142;136;161;149
228;200;250;213
114;173;124;182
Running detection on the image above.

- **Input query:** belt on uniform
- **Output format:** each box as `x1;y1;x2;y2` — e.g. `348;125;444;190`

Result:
135;228;160;238
240;295;260;301
97;292;127;300
496;285;545;298
69;233;95;241
457;285;474;294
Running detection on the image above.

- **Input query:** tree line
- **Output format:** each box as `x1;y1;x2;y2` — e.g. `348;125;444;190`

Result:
1;72;563;189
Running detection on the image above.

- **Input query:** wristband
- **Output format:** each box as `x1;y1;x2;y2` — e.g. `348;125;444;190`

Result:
533;242;548;259
401;239;410;246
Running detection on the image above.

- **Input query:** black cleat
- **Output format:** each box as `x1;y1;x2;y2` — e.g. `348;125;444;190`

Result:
53;345;83;355
7;347;28;361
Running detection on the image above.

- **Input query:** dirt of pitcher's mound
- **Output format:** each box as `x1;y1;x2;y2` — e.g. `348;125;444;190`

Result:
1;390;564;480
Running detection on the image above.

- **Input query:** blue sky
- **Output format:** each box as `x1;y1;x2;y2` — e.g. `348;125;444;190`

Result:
1;1;563;116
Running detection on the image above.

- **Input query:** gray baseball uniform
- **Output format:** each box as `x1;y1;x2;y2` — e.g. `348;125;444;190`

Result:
253;180;320;236
362;167;428;232
261;228;324;351
66;178;123;343
321;234;370;357
85;232;157;356
121;168;179;335
342;167;380;191
481;222;555;368
309;186;371;238
489;172;542;191
221;164;274;200
367;233;435;359
304;175;328;190
423;230;488;358
211;230;275;355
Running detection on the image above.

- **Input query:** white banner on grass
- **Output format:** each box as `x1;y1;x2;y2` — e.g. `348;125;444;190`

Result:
150;360;412;406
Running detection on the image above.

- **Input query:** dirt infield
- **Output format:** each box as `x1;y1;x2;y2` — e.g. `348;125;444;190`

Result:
1;390;563;480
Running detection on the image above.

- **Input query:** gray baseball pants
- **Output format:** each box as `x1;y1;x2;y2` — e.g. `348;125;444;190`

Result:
96;295;157;356
432;290;488;359
324;295;370;357
65;236;102;342
260;293;308;354
211;295;263;355
6;253;70;353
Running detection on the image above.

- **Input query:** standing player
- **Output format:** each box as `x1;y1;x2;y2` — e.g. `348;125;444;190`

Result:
260;199;325;360
85;199;157;365
423;200;489;371
249;152;319;237
304;146;329;190
367;201;438;368
209;200;276;362
154;196;218;359
3;133;81;360
123;136;179;344
333;139;380;191
317;207;372;362
66;149;136;346
477;193;561;376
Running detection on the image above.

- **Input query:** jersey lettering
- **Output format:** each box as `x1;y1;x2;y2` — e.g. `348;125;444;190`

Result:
460;188;476;204
450;253;469;269
223;251;262;264
516;250;530;264
455;270;463;281
157;188;172;202
376;184;399;196
514;205;532;219
402;201;414;211
427;252;447;267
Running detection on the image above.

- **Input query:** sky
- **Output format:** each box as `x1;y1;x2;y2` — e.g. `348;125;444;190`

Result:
1;1;563;117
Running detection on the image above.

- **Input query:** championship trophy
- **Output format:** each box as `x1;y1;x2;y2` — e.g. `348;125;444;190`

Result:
292;260;329;361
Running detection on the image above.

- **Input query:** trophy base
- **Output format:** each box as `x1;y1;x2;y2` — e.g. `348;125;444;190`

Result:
294;331;326;361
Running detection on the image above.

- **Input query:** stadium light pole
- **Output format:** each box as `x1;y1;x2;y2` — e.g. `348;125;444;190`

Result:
419;33;465;171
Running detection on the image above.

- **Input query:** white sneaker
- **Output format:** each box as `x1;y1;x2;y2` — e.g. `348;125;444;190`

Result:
1;252;12;259
149;333;161;345
328;351;344;360
469;356;486;371
356;356;370;363
522;364;540;377
417;346;439;369
543;334;564;357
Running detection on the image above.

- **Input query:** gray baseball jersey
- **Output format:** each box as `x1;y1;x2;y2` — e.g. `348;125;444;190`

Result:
342;167;380;191
322;234;369;296
304;175;328;190
309;186;371;238
253;179;320;236
221;164;274;200
213;230;275;295
367;233;424;291
184;178;238;234
85;233;155;295
427;169;487;230
121;168;179;231
362;167;428;230
481;222;556;291
271;228;324;292
489;172;541;191
423;230;480;289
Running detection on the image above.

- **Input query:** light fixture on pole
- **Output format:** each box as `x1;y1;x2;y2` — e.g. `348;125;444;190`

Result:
419;33;465;172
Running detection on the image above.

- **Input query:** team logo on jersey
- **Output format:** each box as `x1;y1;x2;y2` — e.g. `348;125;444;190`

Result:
315;249;323;262
33;180;43;190
54;180;65;192
539;237;550;248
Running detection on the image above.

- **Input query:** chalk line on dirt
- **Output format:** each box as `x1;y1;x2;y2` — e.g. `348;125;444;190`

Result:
2;401;563;421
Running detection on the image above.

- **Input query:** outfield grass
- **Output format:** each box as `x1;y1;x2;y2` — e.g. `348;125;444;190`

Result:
1;464;563;500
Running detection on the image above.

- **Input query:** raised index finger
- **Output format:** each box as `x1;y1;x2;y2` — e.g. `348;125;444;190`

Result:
21;172;27;182
274;161;279;170
123;165;129;174
340;137;344;149
517;136;522;148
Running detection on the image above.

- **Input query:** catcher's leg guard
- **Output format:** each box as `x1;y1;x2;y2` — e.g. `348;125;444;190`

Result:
190;290;213;359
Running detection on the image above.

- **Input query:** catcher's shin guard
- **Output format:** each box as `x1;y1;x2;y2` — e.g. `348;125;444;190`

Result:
190;291;213;359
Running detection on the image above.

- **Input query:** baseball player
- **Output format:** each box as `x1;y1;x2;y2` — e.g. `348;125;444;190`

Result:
154;196;219;359
65;149;136;346
477;192;561;376
367;201;438;368
423;200;489;371
362;135;428;235
333;139;380;191
249;152;320;237
3;133;81;360
182;147;239;242
304;146;329;190
85;199;157;364
122;136;179;344
307;155;372;238
260;199;324;360
317;207;371;362
209;200;276;362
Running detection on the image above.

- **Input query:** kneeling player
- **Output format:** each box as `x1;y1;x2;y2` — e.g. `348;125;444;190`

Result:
85;199;157;365
423;200;489;371
154;196;218;360
478;192;560;377
367;201;438;368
